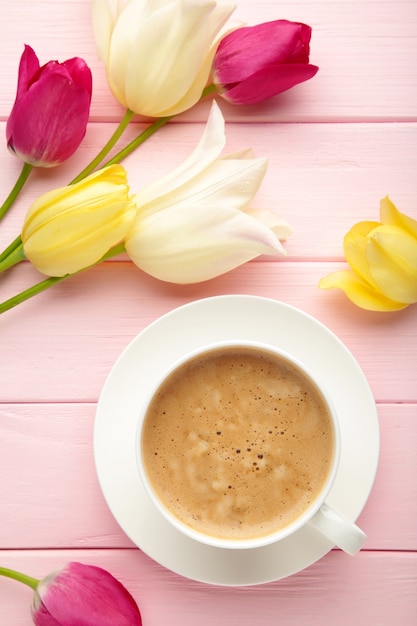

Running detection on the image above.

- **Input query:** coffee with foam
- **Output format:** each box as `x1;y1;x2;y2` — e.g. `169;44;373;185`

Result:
141;346;334;541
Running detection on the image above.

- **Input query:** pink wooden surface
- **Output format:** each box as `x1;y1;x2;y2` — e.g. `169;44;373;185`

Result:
1;1;416;624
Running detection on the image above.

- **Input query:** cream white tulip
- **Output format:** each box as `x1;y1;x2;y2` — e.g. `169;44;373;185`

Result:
125;102;292;283
92;0;236;117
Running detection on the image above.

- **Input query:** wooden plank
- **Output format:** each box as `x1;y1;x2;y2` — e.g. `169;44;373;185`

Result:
0;403;415;550
0;2;416;624
0;549;416;625
1;0;416;121
1;261;416;403
1;121;416;256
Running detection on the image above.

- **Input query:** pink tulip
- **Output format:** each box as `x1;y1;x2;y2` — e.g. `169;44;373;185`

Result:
15;562;142;626
1;562;142;625
6;45;92;167
212;20;319;105
31;562;142;626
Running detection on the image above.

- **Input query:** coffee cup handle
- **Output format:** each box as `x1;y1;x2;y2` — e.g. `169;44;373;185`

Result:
308;503;366;555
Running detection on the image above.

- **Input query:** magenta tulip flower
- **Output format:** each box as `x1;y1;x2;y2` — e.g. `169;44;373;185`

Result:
6;45;92;167
212;20;319;105
0;562;142;626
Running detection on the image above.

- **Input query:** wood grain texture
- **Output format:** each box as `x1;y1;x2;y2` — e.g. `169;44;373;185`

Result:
1;550;416;626
1;0;416;623
1;121;416;256
1;261;416;403
1;0;416;122
0;404;415;550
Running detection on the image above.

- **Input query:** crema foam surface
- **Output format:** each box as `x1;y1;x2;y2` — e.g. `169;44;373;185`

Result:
142;347;334;540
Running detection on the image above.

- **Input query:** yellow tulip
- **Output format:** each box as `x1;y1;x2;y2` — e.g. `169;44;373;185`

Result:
92;0;236;117
319;197;417;311
22;165;136;277
125;102;292;283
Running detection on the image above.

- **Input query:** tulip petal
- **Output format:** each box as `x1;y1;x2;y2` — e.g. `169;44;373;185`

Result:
380;196;417;238
319;270;408;311
215;21;313;82
145;1;236;117
126;138;286;285
62;57;93;99
91;0;121;64
107;0;235;115
16;44;40;93
245;208;293;240
221;63;319;105
148;154;268;213
22;165;135;276
126;200;285;284
8;71;91;166
7;47;92;167
130;148;271;224
134;101;226;211
24;204;134;277
366;225;417;303
124;97;290;284
343;220;380;287
213;20;318;105
33;562;142;626
6;45;40;144
23;165;128;230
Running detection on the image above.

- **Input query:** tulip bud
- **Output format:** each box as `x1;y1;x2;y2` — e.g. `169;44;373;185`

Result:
125;102;292;283
92;0;236;117
22;165;136;276
31;562;142;626
212;20;319;105
6;45;92;167
0;562;142;626
319;197;417;311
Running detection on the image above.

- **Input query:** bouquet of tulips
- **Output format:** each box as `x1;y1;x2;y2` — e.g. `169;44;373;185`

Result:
0;2;320;622
0;0;323;314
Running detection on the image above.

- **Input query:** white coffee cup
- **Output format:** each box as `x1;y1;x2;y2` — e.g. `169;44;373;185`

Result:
136;340;366;555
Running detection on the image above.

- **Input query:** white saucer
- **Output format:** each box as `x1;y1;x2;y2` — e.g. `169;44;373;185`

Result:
94;295;379;586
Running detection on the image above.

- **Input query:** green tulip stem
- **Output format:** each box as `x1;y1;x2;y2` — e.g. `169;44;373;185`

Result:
0;275;69;313
0;163;33;223
103;84;217;167
0;85;220;306
104;115;173;167
0;233;23;264
0;241;25;273
0;242;126;314
201;83;217;98
0;567;39;590
70;109;135;184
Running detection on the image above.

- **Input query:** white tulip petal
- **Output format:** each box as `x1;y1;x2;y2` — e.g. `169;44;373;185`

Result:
105;0;151;107
147;156;267;213
245;209;294;240
91;0;121;63
222;148;255;160
126;202;285;283
125;4;213;113
134;101;226;209
132;155;268;229
105;0;235;115
146;1;237;117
